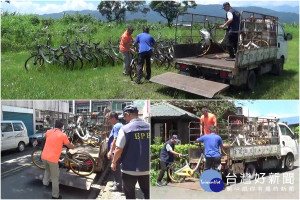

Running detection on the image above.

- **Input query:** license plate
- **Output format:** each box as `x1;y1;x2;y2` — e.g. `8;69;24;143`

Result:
33;140;38;147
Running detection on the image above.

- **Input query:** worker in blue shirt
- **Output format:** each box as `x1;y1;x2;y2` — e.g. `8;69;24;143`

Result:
134;27;156;84
196;126;223;170
111;105;150;199
106;111;123;192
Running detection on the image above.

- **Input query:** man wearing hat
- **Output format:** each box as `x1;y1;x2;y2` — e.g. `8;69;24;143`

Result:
111;105;150;199
156;135;182;186
219;2;240;61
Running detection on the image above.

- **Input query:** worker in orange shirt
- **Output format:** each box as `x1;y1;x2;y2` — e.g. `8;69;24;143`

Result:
200;107;217;135
41;120;74;199
120;27;134;75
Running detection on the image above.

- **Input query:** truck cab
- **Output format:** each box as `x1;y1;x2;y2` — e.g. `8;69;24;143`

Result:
278;122;299;169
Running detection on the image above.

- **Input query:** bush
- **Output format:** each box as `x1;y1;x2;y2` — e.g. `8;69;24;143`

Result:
150;143;198;172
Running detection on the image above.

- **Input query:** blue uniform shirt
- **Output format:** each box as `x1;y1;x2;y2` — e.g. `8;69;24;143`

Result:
135;33;156;53
107;122;123;153
197;133;223;157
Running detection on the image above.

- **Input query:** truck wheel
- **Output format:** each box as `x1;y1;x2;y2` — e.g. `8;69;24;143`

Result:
17;142;25;152
285;154;294;171
244;163;256;180
247;71;256;90
273;59;284;76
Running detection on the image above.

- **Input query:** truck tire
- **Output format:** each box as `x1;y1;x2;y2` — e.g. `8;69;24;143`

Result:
273;58;284;76
17;142;25;152
285;154;294;171
247;71;256;90
244;163;256;180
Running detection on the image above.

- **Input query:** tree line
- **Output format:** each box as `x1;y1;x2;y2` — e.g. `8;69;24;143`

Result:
97;1;197;27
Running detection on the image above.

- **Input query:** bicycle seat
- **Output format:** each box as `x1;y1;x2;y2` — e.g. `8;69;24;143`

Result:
60;46;67;50
51;48;61;52
93;42;100;46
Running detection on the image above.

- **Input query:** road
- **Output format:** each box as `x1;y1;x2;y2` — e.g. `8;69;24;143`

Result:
1;146;102;199
151;160;299;199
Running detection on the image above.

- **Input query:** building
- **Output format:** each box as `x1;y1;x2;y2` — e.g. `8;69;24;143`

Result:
1;100;69;136
151;102;200;144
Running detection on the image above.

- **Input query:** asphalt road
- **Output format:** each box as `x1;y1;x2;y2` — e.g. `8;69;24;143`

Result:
1;146;100;199
151;160;299;199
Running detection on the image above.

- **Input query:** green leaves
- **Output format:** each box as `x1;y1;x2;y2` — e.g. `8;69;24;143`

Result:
149;1;197;27
97;1;148;23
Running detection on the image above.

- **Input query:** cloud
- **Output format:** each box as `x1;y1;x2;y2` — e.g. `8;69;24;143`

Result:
6;0;97;15
263;113;299;118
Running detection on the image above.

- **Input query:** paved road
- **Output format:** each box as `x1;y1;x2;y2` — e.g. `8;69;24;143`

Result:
151;160;299;199
1;146;101;199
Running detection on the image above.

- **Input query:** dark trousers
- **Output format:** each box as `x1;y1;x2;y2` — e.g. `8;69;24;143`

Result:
157;161;171;182
137;51;152;82
122;173;150;199
111;159;122;189
225;31;238;58
205;157;221;170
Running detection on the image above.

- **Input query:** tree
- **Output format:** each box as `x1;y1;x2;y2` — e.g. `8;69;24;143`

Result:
97;1;149;23
149;1;197;27
167;100;236;122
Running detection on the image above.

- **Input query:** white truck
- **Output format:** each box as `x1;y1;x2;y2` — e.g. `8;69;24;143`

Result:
150;11;293;98
221;116;299;179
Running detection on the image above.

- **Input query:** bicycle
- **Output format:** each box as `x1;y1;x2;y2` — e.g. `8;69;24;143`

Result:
25;38;77;71
129;48;147;83
197;19;228;57
167;143;205;183
31;139;96;176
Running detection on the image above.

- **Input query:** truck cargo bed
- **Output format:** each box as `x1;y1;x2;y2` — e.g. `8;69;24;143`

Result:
175;53;236;71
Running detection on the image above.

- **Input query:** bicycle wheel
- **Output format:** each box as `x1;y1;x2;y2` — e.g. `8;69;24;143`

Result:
31;148;45;169
129;59;138;81
71;55;84;70
57;53;75;69
167;161;186;183
69;153;96;176
99;51;115;67
254;40;269;47
25;55;44;71
197;39;211;57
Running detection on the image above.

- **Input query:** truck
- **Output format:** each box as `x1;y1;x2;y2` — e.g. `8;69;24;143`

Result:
150;12;293;98
220;116;299;180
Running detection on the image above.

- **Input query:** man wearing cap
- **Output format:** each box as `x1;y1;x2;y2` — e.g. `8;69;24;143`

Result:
219;2;240;60
106;111;123;192
196;126;223;170
156;135;182;186
111;105;150;199
200;107;217;135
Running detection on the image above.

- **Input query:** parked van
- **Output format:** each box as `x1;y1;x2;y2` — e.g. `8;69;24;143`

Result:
1;120;29;152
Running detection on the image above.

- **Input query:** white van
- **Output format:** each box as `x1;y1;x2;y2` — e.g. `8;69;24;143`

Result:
1;120;29;152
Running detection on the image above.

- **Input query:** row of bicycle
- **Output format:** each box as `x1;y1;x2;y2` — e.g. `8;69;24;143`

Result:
24;36;176;71
24;37;123;71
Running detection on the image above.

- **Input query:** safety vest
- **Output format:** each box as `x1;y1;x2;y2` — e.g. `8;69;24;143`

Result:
227;8;241;32
160;140;175;163
120;118;150;172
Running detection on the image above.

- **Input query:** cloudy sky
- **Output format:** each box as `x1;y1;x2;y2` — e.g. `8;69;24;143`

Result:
234;100;300;118
1;0;299;15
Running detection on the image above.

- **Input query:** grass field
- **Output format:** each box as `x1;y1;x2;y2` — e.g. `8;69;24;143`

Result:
1;14;299;99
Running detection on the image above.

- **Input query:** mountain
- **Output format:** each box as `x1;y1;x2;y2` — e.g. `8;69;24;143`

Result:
38;4;299;24
280;116;299;125
267;5;299;14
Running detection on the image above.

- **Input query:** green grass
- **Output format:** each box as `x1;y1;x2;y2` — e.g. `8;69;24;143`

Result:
1;14;299;99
